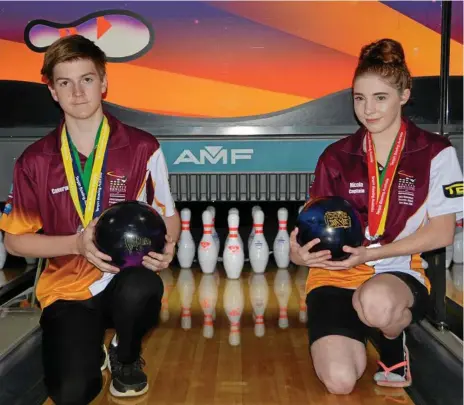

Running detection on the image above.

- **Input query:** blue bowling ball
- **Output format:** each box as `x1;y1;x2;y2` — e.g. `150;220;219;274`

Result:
296;196;364;261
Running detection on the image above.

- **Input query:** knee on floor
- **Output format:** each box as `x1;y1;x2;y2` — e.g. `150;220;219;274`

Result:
318;364;358;395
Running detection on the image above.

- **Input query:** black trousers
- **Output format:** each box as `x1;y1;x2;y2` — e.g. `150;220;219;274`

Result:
40;267;164;405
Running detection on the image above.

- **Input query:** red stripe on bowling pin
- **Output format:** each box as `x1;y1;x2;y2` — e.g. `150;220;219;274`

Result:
230;322;240;333
254;224;263;234
204;314;213;327
229;226;238;238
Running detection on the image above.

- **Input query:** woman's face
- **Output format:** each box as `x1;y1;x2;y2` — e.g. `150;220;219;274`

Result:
353;74;410;135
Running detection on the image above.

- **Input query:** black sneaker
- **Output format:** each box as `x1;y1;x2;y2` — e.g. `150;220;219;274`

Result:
108;344;148;397
101;344;109;372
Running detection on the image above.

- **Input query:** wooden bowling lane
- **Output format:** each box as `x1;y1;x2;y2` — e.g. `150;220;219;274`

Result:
80;265;414;405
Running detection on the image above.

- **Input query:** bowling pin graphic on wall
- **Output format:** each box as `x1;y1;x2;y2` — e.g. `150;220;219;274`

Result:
24;10;154;63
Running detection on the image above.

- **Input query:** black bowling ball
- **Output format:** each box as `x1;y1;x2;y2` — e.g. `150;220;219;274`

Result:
296;196;364;261
94;201;167;269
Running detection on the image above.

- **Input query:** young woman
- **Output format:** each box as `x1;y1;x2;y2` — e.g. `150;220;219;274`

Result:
290;38;463;394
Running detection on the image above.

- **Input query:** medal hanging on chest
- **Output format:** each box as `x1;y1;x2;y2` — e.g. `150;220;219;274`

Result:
365;120;407;242
60;116;110;232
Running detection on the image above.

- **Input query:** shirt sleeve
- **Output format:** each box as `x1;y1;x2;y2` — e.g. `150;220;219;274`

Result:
146;148;176;217
427;145;463;220
0;156;43;234
309;149;338;199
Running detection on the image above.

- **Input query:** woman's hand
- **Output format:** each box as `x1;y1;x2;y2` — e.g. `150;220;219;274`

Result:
290;228;332;267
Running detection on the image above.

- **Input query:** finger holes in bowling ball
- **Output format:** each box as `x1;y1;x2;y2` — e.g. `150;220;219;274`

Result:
94;201;167;269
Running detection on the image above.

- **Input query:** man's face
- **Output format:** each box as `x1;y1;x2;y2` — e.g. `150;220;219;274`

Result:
49;58;107;120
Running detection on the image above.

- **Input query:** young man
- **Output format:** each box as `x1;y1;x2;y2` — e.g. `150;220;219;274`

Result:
0;35;180;404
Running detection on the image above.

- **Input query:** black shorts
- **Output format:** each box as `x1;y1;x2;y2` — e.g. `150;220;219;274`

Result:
306;272;429;346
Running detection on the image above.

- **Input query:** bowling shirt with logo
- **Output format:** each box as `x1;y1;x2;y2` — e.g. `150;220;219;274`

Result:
305;118;463;294
0;113;176;309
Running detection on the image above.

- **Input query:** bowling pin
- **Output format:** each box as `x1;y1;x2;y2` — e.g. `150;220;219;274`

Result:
198;210;218;274
206;206;220;252
199;273;218;338
453;219;463;265
295;266;309;323
249;210;269;273
177;269;195;330
249;273;269;337
0;232;6;270
273;208;290;268
158;268;174;322
247;205;261;251
224;208;243;249
177;208;195;269
274;269;291;329
223;212;245;279
223;278;244;346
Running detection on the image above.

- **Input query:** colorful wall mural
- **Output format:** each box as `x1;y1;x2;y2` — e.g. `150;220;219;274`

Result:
0;1;462;118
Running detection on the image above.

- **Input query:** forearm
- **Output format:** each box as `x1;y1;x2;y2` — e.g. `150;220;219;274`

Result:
4;232;79;258
164;210;181;243
367;214;456;262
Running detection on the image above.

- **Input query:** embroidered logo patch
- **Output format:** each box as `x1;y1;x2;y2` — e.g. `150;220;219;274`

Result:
443;182;463;198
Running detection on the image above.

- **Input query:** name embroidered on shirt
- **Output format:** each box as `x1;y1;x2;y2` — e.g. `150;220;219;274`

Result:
349;182;365;194
51;185;69;195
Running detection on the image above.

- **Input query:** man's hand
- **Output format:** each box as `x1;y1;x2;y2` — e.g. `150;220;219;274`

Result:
142;234;176;272
75;218;120;274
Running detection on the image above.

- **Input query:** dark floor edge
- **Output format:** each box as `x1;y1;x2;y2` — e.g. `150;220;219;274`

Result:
0;327;47;405
446;297;463;340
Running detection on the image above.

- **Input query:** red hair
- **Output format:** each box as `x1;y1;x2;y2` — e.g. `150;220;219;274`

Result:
353;38;412;92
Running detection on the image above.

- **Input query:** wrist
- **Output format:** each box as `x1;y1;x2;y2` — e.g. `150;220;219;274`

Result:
366;244;386;262
71;233;81;255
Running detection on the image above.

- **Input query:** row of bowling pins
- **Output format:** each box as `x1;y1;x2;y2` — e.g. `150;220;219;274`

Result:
158;267;309;346
177;205;294;279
